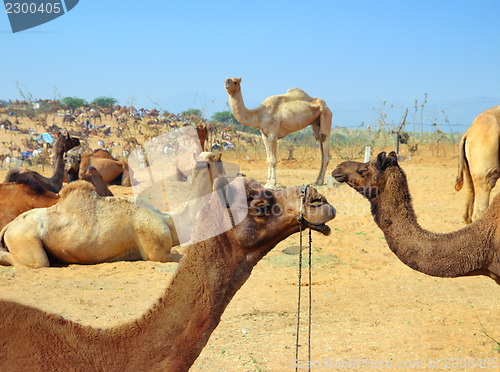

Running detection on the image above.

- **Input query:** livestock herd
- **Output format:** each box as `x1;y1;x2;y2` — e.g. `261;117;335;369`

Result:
0;88;499;370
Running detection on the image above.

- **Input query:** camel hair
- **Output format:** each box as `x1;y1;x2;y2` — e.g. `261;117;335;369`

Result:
4;132;81;193
455;105;500;224
0;153;225;268
225;77;332;188
332;151;500;285
0;177;335;371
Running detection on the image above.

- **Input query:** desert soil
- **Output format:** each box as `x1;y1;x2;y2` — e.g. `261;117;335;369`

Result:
0;126;499;371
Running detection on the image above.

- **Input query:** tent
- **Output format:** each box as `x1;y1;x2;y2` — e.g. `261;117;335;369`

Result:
36;132;54;143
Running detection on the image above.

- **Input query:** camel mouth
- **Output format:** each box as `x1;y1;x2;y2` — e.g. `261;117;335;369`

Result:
332;173;347;182
306;222;331;236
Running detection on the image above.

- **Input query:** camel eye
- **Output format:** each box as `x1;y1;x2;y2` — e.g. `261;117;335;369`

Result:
309;198;324;207
356;169;368;176
251;201;271;216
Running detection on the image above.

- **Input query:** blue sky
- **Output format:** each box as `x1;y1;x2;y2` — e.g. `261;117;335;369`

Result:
1;1;499;131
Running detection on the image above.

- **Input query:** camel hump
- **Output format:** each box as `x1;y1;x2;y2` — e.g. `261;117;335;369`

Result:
4;169;21;183
59;180;96;198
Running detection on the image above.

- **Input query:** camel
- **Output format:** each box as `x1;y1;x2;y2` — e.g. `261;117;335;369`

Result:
0;181;59;231
455;105;500;224
0;153;226;268
172;125;205;182
332;151;500;285
4;132;80;193
225;77;332;188
0;177;334;371
68;149;134;186
80;166;113;197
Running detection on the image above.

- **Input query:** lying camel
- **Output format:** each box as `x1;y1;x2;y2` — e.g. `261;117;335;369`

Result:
68;149;134;186
80;166;113;197
0;153;225;267
4;132;80;193
0;177;335;371
332;151;500;285
455;105;500;224
0;181;59;231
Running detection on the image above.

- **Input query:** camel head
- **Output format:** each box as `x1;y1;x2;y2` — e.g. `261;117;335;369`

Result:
224;77;242;95
55;132;81;153
332;151;399;199
209;178;335;260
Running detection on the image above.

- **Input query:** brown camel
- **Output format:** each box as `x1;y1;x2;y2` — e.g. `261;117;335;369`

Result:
0;178;334;371
0;153;225;268
455;105;500;224
0;181;59;231
72;149;134;186
332;151;500;285
80;166;113;197
225;77;332;188
4;132;80;193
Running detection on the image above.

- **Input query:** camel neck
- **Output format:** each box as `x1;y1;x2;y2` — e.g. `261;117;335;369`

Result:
228;90;259;128
108;234;253;371
371;167;493;278
49;146;65;191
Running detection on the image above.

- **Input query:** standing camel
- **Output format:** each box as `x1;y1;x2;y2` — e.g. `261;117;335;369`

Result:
455;105;500;224
0;178;335;371
332;151;500;285
225;77;332;188
4;132;80;193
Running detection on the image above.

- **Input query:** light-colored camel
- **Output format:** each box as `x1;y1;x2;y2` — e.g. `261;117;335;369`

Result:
225;77;332;188
0;178;335;371
455;105;500;224
0;153;225;268
332;151;500;284
4;132;80;193
72;149;134;186
172;125;205;181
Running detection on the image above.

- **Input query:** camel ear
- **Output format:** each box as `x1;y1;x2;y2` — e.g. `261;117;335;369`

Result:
236;77;242;84
214;153;222;162
376;151;398;171
375;152;388;170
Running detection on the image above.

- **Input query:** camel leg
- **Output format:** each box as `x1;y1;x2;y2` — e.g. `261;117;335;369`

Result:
137;229;182;263
462;165;475;224
313;108;332;186
262;133;277;189
472;170;499;222
2;232;50;268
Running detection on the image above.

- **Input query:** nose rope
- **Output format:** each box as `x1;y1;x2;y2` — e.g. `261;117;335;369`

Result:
295;184;313;372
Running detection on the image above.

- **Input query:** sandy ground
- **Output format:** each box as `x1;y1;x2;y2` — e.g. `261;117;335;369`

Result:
0;139;499;371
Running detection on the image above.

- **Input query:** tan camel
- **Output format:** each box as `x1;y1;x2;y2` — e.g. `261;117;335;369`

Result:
0;153;226;268
455;105;500;224
0;178;334;371
4;132;80;193
332;151;500;284
225;77;332;188
70;149;134;186
172;125;205;181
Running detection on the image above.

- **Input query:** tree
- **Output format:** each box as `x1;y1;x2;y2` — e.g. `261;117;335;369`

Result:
211;110;233;123
181;108;203;118
92;96;118;108
62;97;87;112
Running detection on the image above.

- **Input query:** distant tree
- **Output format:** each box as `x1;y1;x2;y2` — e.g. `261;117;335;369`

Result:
92;96;118;108
0;99;8;107
211;110;234;123
182;108;203;119
62;97;87;112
